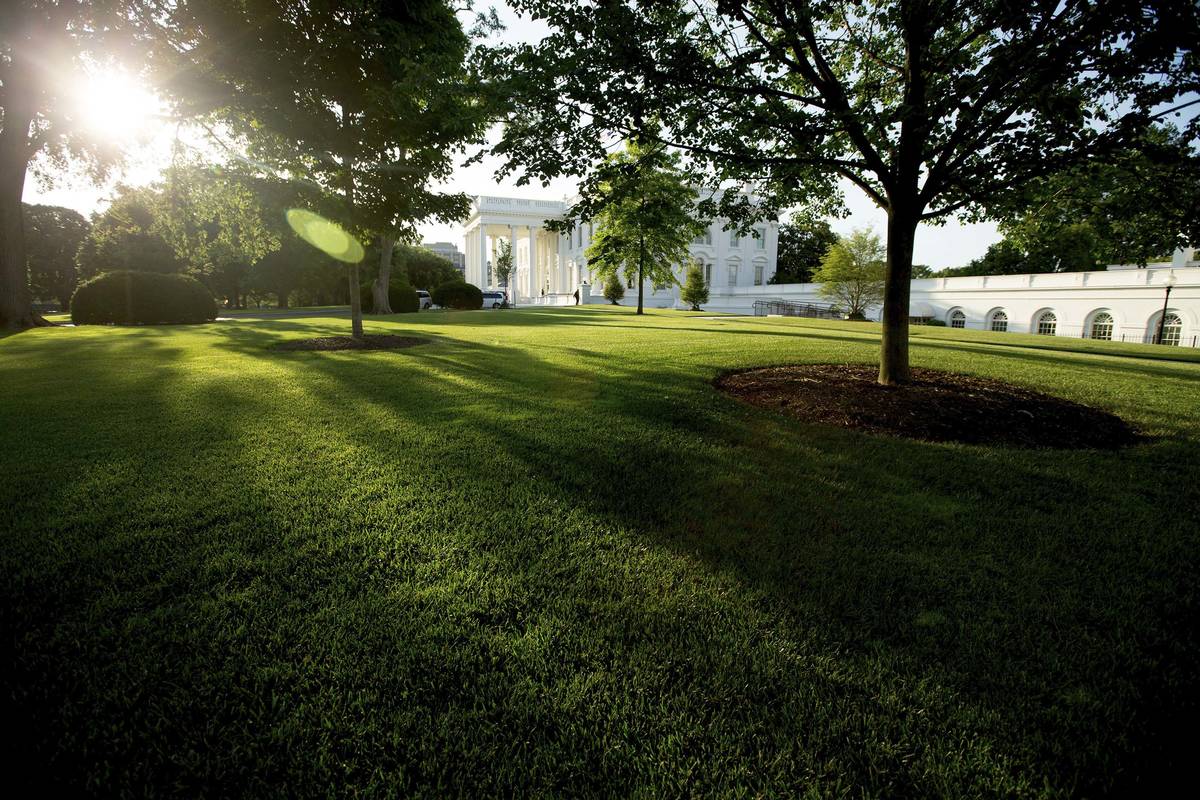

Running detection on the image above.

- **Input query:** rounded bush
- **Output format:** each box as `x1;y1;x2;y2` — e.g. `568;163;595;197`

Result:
361;280;419;313
431;281;483;310
71;271;218;325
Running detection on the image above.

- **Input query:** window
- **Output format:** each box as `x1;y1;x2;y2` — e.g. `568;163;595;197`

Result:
727;262;738;286
703;263;712;286
1160;312;1183;346
1036;311;1057;336
729;229;740;248
1090;312;1114;340
627;275;635;289
575;226;582;248
990;310;1008;332
950;309;966;329
754;263;764;286
693;228;712;246
754;227;766;249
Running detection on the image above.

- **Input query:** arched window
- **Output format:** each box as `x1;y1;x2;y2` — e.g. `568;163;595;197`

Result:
1036;311;1057;336
949;309;966;329
1160;312;1183;346
989;310;1008;332
1090;312;1114;341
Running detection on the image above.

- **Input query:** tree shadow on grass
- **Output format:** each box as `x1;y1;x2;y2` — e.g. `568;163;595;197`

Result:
4;324;1198;795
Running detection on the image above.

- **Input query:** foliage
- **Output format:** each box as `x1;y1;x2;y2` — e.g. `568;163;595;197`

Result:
493;239;515;291
602;273;625;305
680;262;709;311
3;310;1200;795
401;245;460;291
156;0;493;336
361;279;419;314
814;230;886;319
76;186;184;279
771;219;838;285
70;270;217;325
989;125;1200;265
485;0;1199;382
911;265;935;280
431;281;482;310
582;137;702;314
943;225;1108;278
23;204;90;309
0;0;140;328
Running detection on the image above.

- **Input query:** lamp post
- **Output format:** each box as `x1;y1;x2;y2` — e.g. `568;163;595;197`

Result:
1155;274;1178;344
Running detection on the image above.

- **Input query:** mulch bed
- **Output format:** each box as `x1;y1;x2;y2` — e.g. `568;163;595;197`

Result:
714;364;1142;449
274;335;429;352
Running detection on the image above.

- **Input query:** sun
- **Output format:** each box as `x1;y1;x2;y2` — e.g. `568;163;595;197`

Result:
74;69;164;141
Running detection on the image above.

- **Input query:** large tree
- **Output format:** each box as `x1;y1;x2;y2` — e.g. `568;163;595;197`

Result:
486;0;1199;383
814;229;886;319
581;138;703;314
23;203;89;309
153;0;490;333
76;185;184;278
771;218;838;285
0;1;139;329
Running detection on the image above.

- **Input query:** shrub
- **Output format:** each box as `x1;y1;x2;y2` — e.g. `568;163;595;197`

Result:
431;281;483;310
925;318;947;327
360;279;419;313
680;263;709;311
71;271;218;325
603;273;625;305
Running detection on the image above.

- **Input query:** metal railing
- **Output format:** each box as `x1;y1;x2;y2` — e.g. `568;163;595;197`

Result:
753;299;841;319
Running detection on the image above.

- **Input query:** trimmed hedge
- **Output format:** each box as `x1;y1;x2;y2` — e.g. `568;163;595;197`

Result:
432;281;483;310
71;271;218;325
361;279;420;313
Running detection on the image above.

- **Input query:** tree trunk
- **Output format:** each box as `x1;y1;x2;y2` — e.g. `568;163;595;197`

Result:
879;204;918;385
636;234;645;315
276;290;288;309
0;93;48;331
348;263;364;338
372;233;395;314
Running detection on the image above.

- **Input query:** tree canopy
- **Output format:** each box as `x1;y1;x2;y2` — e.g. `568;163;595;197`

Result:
771;219;838;285
814;230;886;319
583;138;702;314
23;204;90;309
485;0;1199;382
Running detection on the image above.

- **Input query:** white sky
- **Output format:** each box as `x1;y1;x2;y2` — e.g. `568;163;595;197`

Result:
22;3;1001;271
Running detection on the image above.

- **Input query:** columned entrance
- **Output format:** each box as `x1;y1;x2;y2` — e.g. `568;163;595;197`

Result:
462;196;570;303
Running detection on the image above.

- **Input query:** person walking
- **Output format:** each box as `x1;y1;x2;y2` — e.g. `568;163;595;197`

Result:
572;288;580;305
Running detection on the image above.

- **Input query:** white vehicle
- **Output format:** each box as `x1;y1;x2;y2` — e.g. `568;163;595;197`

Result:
416;290;433;310
481;291;507;309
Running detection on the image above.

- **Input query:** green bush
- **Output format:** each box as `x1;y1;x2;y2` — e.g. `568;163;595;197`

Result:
71;271;218;325
432;281;483;310
680;263;709;311
925;319;947;327
603;273;626;305
360;279;419;313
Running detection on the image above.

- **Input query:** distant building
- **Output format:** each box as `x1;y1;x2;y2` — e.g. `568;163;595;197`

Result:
421;242;465;275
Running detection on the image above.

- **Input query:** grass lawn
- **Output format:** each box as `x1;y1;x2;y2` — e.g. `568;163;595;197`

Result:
3;306;1198;797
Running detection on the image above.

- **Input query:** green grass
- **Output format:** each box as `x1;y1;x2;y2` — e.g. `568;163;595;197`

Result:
3;306;1198;797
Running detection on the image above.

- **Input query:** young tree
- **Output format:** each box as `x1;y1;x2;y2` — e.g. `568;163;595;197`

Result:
583;137;702;314
493;238;515;305
156;0;491;334
681;261;709;311
602;273;625;305
486;0;1199;383
813;230;886;320
771;218;838;285
24;204;90;309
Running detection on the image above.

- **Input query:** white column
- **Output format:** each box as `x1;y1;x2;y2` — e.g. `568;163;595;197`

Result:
509;225;517;299
527;226;537;299
478;223;488;288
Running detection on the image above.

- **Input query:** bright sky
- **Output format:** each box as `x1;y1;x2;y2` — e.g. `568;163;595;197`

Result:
23;3;1002;271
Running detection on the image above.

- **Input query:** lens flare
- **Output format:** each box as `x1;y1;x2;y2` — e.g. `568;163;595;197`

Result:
285;209;365;263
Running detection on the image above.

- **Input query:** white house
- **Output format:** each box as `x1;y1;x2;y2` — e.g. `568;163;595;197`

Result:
460;194;780;306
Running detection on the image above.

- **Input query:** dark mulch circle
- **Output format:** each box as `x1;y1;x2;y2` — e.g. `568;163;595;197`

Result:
274;335;429;352
714;364;1142;449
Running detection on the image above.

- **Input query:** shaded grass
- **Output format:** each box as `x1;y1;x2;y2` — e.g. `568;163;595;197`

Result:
2;306;1198;797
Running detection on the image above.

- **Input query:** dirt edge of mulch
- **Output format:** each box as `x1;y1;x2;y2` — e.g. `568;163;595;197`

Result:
273;335;430;352
714;364;1144;450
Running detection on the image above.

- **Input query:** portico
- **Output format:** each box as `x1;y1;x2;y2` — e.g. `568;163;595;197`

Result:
462;196;571;303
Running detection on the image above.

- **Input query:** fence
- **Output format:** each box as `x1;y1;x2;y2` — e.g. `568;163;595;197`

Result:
753;299;841;319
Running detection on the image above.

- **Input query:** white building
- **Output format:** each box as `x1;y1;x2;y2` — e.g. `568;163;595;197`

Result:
706;249;1200;347
421;241;465;275
459;193;1198;347
461;194;779;306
